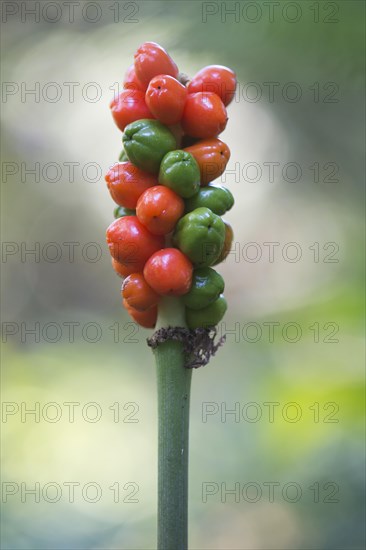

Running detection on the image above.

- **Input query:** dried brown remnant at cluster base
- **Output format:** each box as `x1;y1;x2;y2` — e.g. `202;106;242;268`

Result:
147;326;226;369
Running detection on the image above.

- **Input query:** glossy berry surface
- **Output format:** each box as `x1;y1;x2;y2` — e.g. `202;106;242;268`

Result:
184;138;230;185
123;64;146;92
136;185;184;235
106;41;235;329
110;89;154;131
105;162;158;209
181;92;227;139
106;216;164;267
123;299;157;328
188;65;237;106
144;248;193;296
134;42;179;87
146;75;187;125
122;273;160;311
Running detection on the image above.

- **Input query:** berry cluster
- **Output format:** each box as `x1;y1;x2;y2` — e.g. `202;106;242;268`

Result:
106;42;236;330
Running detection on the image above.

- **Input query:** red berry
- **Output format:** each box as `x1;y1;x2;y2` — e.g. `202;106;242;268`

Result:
122;273;160;311
111;257;145;278
146;75;187;125
181;92;227;139
134;42;178;87
144;248;193;296
105;162;158;209
110;89;154;131
188;65;237;106
106;216;164;267
123;299;157;328
184;138;231;186
136;186;184;235
123;64;146;92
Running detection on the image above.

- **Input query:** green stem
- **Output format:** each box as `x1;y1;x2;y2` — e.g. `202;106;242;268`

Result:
154;297;192;550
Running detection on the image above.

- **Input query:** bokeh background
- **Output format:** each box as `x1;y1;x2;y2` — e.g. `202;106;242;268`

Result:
1;1;365;548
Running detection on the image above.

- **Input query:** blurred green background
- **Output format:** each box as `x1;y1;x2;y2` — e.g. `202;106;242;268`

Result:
1;1;365;548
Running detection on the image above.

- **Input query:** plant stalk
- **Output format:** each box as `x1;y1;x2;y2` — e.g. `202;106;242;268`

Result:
154;297;192;550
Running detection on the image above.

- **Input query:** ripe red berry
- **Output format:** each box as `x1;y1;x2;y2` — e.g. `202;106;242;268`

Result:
134;42;179;87
106;216;164;267
123;298;157;328
123;64;146;92
105;162;158;209
144;248;193;296
184;138;231;186
188;65;237;106
146;75;187;125
110;89;154;131
122;273;160;311
181;92;228;139
136;186;184;235
111;257;145;278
